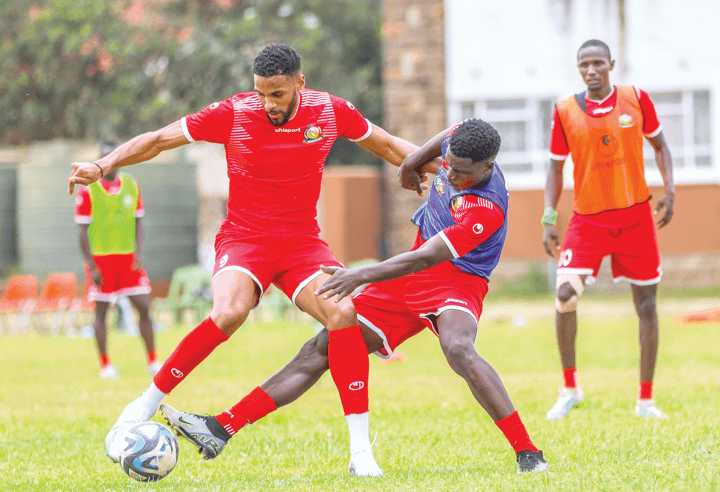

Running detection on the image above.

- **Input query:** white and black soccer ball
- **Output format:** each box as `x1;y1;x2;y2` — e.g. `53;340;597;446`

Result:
118;421;179;482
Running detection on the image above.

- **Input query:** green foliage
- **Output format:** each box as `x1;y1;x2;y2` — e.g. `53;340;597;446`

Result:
495;262;552;297
0;0;382;165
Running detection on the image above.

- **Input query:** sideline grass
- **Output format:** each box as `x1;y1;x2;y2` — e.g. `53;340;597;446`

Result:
0;309;719;491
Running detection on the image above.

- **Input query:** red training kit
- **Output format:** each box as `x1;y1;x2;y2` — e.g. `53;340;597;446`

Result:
153;318;229;394
328;325;369;415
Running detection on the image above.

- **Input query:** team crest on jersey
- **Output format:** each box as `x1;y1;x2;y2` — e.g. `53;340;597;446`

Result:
619;113;634;128
433;176;445;195
303;124;325;143
451;195;463;211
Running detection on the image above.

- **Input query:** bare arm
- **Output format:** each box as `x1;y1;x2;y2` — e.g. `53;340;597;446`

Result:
542;158;565;258
133;216;145;271
68;120;189;194
316;235;453;301
398;128;451;196
645;131;675;228
78;223;101;285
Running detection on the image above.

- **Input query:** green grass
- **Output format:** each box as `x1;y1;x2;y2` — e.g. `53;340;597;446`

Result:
1;306;719;491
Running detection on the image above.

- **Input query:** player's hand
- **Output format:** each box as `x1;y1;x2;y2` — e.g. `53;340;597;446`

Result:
132;253;144;271
398;161;429;196
654;193;675;228
90;266;103;287
315;266;363;302
542;225;561;258
68;162;102;195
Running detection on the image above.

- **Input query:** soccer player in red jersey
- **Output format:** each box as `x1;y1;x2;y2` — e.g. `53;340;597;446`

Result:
159;120;548;474
75;142;160;379
68;44;434;475
541;40;674;420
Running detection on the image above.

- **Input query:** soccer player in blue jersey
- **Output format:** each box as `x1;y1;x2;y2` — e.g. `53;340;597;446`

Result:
160;119;548;474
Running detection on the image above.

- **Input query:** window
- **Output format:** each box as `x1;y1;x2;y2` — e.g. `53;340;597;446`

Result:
645;90;713;179
449;97;554;188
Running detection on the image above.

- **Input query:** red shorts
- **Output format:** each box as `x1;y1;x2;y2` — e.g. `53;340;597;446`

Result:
212;219;342;306
353;261;488;359
86;253;151;302
558;201;662;285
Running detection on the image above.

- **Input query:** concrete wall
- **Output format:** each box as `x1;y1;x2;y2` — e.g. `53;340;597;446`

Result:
11;141;197;280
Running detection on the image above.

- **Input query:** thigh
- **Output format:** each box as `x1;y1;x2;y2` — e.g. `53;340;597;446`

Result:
558;215;610;282
352;279;426;359
436;308;481;347
127;293;151;314
272;235;343;306
294;272;356;329
610;211;662;285
212;228;278;305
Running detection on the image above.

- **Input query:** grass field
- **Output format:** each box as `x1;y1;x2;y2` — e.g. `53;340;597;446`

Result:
1;298;719;491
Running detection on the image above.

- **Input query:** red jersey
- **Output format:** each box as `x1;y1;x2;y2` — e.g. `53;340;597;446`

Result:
74;176;145;224
549;86;661;160
182;89;372;235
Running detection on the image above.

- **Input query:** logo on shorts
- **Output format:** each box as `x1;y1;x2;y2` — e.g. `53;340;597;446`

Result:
559;249;573;267
434;176;445;195
472;223;484;234
303;124;324;143
445;298;468;305
219;254;228;268
209;102;220;110
619;113;634;128
171;368;184;378
347;101;356;110
349;381;365;391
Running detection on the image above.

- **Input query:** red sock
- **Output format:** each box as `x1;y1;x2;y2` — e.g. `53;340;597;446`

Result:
153;318;229;394
146;350;157;364
215;387;277;435
495;411;539;453
100;353;110;367
639;380;653;400
328;325;368;415
563;367;577;388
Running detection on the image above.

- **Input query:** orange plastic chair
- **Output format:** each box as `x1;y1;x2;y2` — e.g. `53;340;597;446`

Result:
32;273;78;336
0;275;39;335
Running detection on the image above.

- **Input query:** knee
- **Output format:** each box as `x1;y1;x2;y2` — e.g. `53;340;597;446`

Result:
211;301;252;335
297;330;330;366
636;296;657;322
441;337;476;366
325;300;357;330
556;274;584;313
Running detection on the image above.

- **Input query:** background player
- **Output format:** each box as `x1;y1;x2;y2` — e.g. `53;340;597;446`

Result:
542;40;674;419
159;119;548;474
75;142;160;379
68;44;435;476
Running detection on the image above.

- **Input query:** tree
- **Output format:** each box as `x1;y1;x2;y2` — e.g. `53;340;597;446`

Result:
0;0;383;165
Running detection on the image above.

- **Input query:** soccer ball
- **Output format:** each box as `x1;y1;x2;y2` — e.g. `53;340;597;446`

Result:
117;421;179;482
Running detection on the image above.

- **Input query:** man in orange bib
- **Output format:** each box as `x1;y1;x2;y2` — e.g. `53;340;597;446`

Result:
541;40;674;419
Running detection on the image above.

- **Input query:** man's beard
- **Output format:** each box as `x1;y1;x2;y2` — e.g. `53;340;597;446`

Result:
266;92;299;127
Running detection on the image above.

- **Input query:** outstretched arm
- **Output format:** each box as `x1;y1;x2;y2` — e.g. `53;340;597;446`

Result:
316;235;453;301
68;120;189;194
646;131;674;228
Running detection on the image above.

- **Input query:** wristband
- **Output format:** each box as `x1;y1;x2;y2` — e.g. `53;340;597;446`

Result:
93;162;104;177
541;207;558;226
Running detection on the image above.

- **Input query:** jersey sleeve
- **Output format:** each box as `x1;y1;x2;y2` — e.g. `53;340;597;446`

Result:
134;185;145;218
549;106;570;160
635;87;662;137
74;186;92;224
182;98;234;144
439;195;505;258
330;95;372;142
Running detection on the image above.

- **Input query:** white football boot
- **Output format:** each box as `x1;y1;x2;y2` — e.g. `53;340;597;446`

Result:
146;360;163;375
635;399;667;419
348;448;383;477
105;385;165;463
99;365;119;379
546;386;584;420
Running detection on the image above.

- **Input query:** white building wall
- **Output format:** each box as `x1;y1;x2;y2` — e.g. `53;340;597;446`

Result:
446;0;720;189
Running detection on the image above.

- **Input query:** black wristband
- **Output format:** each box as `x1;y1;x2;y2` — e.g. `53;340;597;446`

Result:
93;162;104;177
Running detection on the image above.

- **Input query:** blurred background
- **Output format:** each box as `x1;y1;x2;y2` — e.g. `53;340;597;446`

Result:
0;0;718;304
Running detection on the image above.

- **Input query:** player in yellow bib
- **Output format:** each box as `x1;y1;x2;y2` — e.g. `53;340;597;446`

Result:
75;142;161;379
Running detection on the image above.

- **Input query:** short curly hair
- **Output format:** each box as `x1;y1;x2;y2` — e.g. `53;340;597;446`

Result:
253;44;302;77
449;119;501;163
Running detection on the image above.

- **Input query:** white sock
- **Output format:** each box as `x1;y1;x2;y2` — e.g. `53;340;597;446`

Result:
346;412;371;455
135;382;167;415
